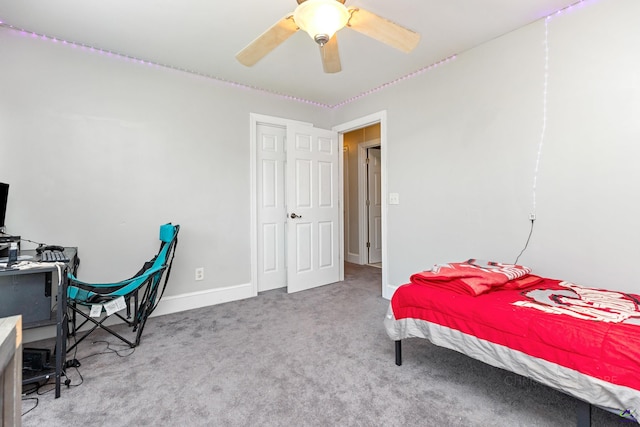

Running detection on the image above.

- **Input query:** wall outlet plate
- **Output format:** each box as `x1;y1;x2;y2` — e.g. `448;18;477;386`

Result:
195;267;204;281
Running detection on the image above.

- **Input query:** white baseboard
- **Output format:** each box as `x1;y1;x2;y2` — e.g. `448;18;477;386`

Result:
346;252;360;264
151;282;254;318
383;283;399;301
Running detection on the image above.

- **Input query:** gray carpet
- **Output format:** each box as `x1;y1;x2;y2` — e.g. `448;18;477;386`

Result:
22;263;630;426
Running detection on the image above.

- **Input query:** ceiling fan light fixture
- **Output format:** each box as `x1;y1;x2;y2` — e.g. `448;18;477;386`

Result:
293;0;350;46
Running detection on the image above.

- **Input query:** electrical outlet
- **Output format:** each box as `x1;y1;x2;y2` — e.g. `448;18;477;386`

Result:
195;267;204;281
529;213;536;221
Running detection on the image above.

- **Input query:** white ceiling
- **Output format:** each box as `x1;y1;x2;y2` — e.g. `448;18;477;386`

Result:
0;0;581;106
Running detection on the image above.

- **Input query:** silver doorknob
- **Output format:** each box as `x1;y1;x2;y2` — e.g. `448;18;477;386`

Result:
290;213;302;219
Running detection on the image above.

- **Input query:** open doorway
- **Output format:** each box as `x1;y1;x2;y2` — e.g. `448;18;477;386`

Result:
342;124;382;268
334;111;389;299
250;111;390;299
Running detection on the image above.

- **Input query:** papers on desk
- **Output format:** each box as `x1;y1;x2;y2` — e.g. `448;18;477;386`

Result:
0;258;63;271
0;261;29;269
0;255;33;268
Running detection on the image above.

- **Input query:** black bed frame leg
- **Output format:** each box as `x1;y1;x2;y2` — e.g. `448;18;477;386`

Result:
576;400;591;427
395;340;402;366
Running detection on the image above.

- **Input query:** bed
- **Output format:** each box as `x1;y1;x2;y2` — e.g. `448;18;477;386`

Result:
384;259;640;426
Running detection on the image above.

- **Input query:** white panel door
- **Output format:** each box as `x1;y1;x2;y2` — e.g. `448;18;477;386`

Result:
286;124;340;293
256;124;287;292
367;147;382;264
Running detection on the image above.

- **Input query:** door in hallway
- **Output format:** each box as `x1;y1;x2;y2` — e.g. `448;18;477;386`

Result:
367;147;382;264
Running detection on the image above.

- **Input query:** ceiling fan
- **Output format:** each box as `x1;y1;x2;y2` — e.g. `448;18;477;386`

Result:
235;0;420;73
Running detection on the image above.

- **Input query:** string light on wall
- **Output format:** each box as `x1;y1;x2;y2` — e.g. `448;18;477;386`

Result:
530;0;591;218
530;16;550;220
513;0;592;264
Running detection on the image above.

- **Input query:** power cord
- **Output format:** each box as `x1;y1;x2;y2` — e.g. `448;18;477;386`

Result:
65;359;82;368
22;381;43;415
0;230;46;247
21;396;39;416
86;340;136;358
514;218;535;265
63;362;84;388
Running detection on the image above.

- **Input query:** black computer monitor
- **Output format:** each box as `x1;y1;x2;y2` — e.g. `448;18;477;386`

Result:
0;182;8;230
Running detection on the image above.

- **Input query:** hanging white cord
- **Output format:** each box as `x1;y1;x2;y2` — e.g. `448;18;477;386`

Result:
531;17;550;217
515;17;551;265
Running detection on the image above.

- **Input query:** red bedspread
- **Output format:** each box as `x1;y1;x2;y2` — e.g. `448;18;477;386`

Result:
391;277;640;392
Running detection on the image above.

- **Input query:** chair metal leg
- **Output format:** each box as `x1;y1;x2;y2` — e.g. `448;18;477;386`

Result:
66;304;137;352
70;301;78;337
66;319;101;352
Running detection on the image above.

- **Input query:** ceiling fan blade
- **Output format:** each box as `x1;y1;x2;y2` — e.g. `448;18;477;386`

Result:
236;15;299;67
347;8;420;54
320;35;341;73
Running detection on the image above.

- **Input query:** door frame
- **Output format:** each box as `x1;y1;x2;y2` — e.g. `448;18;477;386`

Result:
251;111;388;298
250;113;343;296
333;110;390;298
358;139;381;265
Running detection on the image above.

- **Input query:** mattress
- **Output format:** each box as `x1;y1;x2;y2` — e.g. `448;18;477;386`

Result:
384;276;640;422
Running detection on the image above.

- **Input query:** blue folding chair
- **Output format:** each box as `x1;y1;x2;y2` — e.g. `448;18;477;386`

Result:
66;223;179;351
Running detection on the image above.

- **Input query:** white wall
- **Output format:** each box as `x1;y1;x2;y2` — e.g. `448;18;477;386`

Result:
0;26;328;312
333;0;640;294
